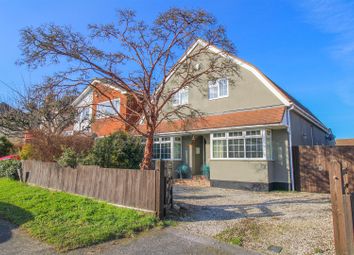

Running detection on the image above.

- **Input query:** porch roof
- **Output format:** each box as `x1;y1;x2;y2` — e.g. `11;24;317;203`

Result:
140;106;286;135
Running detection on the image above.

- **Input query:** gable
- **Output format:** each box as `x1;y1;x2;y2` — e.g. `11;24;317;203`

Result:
163;39;328;132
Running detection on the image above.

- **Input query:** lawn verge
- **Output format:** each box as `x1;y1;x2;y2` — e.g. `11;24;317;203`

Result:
0;178;158;251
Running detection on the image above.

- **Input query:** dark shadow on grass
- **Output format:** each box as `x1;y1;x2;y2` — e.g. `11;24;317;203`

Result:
0;202;34;244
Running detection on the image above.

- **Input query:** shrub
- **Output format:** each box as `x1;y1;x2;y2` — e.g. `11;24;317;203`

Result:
57;148;78;168
0;136;14;157
0;160;21;179
82;131;143;169
28;130;94;162
19;143;33;160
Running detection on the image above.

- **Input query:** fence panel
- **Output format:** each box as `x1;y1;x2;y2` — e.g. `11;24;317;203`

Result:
21;160;169;215
293;146;354;193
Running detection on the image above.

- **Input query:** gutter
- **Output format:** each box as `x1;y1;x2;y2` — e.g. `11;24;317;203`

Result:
287;105;295;191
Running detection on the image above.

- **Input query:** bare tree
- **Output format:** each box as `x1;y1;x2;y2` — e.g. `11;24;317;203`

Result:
0;79;78;137
18;8;239;169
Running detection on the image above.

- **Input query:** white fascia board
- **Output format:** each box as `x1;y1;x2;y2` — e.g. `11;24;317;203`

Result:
72;86;93;106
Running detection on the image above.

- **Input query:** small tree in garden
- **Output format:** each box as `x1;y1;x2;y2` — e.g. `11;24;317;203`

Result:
81;131;143;169
18;8;239;169
0;136;14;157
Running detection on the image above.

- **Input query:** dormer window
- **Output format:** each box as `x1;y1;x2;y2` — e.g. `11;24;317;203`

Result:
172;88;188;106
208;78;228;100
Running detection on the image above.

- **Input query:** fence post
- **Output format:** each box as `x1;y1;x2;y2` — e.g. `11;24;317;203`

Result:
155;160;165;219
329;160;354;255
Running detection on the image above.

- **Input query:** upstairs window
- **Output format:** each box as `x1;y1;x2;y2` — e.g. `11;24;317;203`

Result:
172;88;188;106
96;99;120;119
208;78;228;100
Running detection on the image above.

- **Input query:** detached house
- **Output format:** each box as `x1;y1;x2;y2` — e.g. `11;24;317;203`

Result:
71;40;334;191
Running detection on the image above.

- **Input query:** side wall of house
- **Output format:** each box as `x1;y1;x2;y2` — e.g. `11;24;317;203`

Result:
290;111;329;146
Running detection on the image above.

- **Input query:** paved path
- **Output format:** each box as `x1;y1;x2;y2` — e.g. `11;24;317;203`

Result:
0;219;258;255
0;219;54;255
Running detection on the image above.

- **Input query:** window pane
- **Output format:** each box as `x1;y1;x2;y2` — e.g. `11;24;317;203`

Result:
229;131;243;137
173;142;182;159
180;89;188;104
246;130;261;136
218;78;228;97
153;143;160;159
213;140;227;158
172;93;180;105
160;143;171;159
208;84;218;99
96;100;119;118
246;138;263;158
228;139;245;158
213;133;226;138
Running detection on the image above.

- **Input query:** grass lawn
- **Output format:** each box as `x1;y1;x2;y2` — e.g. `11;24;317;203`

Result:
0;178;158;251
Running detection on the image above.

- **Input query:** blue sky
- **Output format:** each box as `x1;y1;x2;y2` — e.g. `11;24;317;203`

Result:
0;0;353;138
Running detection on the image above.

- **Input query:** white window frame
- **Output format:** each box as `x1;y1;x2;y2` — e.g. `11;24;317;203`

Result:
210;129;272;160
172;88;189;106
208;78;229;100
96;99;120;119
152;136;182;160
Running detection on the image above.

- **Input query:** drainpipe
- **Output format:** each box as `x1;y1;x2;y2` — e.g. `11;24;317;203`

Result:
287;105;295;191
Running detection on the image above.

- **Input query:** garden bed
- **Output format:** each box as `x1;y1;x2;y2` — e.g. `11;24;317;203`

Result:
0;178;157;251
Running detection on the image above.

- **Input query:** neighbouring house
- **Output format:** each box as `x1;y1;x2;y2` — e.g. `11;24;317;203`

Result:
69;79;140;137
71;40;334;191
336;139;354;146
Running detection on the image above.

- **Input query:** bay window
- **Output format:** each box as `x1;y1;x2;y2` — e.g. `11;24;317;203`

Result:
153;137;182;160
211;129;272;160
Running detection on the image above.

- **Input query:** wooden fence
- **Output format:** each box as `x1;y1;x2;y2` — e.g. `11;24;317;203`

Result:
21;160;172;218
329;158;354;254
292;146;354;193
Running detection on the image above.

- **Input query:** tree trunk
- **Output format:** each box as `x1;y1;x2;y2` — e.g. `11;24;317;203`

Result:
141;132;154;170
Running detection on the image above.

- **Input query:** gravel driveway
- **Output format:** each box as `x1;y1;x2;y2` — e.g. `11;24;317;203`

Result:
173;185;334;255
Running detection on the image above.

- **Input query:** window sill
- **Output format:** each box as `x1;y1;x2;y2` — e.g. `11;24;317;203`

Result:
208;95;229;101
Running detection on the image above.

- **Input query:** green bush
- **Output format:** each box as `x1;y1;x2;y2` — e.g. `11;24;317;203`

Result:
0;160;21;179
19;144;33;160
57;148;78;168
81;131;144;169
0;136;14;157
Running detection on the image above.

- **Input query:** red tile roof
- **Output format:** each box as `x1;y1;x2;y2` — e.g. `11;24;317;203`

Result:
139;106;286;134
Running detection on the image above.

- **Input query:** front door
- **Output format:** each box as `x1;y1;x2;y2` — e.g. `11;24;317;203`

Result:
189;135;204;175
